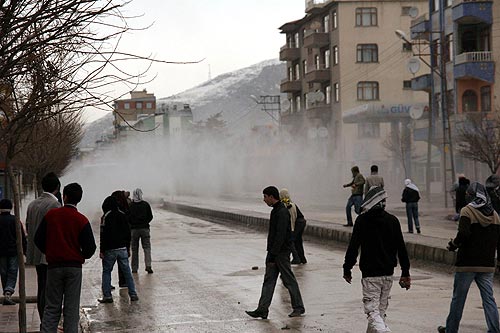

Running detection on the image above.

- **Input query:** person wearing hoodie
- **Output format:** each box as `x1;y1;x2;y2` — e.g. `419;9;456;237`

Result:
0;199;26;305
129;188;154;274
485;174;500;214
98;196;138;303
401;179;421;234
279;188;307;265
343;166;365;227
438;182;500;333
343;186;411;333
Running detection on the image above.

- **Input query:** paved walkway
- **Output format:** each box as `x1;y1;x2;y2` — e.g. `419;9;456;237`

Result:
163;194;462;265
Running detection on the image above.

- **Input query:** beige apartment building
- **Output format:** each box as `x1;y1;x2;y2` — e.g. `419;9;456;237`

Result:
279;0;429;189
113;89;156;128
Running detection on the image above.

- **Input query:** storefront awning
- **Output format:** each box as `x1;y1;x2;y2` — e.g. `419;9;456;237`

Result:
343;102;429;123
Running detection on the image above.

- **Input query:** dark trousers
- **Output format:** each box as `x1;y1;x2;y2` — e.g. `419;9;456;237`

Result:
118;265;125;286
35;264;47;323
41;267;82;333
291;220;307;263
346;195;363;225
257;252;305;313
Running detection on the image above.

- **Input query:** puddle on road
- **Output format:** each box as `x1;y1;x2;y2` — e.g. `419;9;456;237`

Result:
225;269;262;277
154;259;185;263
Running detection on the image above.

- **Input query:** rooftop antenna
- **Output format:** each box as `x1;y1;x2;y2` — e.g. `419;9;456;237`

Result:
208;64;212;81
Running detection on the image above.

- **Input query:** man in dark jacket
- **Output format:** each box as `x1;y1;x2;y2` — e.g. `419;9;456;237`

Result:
485;174;500;214
343;186;411;333
0;199;26;305
246;186;305;319
129;188;154;274
35;183;96;333
343;166;365;227
98;196;138;303
438;182;500;333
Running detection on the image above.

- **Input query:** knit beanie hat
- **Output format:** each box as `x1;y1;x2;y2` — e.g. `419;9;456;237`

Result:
0;199;13;212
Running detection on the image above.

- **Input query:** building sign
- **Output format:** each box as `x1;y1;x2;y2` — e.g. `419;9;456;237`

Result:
343;102;429;123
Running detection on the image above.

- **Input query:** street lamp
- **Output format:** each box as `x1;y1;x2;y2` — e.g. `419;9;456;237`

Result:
395;25;456;207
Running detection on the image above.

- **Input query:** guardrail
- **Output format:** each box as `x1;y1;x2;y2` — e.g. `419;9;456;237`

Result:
455;51;492;64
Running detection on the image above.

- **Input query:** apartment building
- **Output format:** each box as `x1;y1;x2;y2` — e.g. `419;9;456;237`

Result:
279;0;429;188
113;89;156;128
410;0;498;186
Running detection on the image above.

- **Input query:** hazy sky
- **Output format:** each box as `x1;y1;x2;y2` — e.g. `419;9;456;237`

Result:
84;0;304;122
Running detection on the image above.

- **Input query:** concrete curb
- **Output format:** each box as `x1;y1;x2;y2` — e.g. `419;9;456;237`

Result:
163;201;457;266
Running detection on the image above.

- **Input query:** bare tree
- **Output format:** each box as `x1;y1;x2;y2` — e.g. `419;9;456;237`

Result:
0;1;198;330
456;111;500;174
382;123;413;178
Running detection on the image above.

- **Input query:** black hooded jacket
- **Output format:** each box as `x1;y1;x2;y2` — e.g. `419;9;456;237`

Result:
100;196;131;253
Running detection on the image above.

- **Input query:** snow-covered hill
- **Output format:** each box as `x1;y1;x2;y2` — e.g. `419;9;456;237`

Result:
80;59;285;147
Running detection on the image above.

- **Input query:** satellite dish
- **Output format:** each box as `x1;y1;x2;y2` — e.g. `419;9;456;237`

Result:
316;91;325;102
281;99;291;111
409;7;419;18
407;57;421;74
318;127;329;138
409;105;424;120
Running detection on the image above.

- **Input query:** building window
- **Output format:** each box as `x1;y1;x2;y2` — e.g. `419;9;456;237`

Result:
333;45;339;65
124;102;130;110
402;42;412;52
431;0;439;12
146;102;153;109
357;44;378;62
481;86;491;112
295;95;301;112
294;33;300;48
315;55;320;70
136;102;143;109
445;34;453;62
323;15;330;33
403;80;412;89
325;85;331;104
334;83;339;102
462;90;478;112
356;8;377;27
302;60;307;77
288;67;293;81
295;63;300;80
357;81;379;100
358;123;380;138
324;49;331;68
401;7;412;16
332;10;338;29
446;0;452;7
304;93;308;108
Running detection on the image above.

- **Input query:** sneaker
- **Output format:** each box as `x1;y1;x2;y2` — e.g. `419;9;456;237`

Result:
145;267;153;274
291;259;301;265
97;297;113;303
288;309;305;317
2;292;15;305
245;309;268;319
130;295;139;302
417;228;421;234
437;326;446;333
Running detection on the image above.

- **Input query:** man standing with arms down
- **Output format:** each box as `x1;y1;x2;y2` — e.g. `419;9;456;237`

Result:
129;188;154;274
246;186;305;319
364;165;384;195
343;186;411;333
343;166;365;227
35;183;96;333
25;172;61;324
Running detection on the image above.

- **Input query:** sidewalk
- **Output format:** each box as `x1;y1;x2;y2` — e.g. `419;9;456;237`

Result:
163;194;460;266
0;266;40;333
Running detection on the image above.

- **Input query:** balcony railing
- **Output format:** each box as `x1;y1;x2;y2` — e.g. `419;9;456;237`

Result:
453;0;492;5
455;51;492;65
305;64;330;82
280;79;302;93
279;45;301;61
303;31;330;48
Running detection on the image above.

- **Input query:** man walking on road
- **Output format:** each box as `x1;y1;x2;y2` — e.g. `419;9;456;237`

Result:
343;166;365;227
25;172;61;323
438;182;500;333
35;183;96;333
246;186;305;319
129;188;154;274
343;186;411;333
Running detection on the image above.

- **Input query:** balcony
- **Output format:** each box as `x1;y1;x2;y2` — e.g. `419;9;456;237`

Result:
280;78;302;93
280;110;305;126
303;31;330;49
411;74;432;92
454;51;495;83
452;0;493;24
279;45;301;61
410;15;430;41
306;103;332;121
305;64;330;83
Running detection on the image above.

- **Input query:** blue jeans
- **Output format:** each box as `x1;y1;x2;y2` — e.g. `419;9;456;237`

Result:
446;272;500;333
0;256;18;295
346;195;363;225
102;248;137;298
405;202;420;232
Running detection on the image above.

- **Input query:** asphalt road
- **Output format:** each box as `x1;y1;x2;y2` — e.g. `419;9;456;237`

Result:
79;209;499;332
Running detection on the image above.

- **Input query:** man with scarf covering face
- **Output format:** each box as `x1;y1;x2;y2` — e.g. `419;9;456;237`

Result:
343;186;411;333
438;182;500;333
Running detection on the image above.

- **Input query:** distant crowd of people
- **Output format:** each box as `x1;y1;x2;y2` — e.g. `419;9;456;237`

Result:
0;172;153;333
